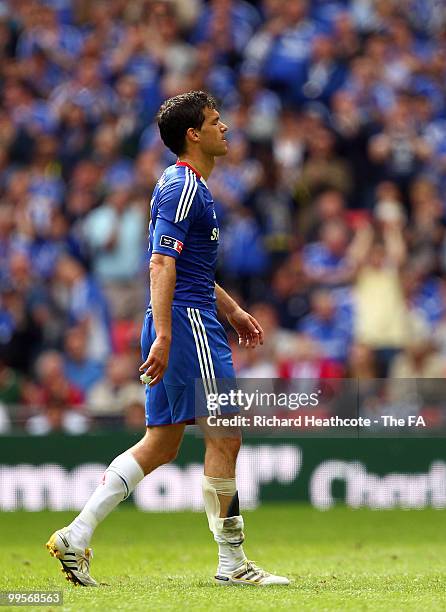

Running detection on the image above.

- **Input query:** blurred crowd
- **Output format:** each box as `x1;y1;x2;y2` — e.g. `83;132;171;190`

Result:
1;0;446;434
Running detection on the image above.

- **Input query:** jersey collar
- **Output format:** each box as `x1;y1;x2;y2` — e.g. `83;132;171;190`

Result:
176;160;202;179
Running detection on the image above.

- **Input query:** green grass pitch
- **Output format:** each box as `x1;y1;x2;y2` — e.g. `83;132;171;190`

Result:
0;505;445;611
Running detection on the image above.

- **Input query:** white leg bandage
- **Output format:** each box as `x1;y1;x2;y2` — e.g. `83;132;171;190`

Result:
202;475;247;573
202;476;244;544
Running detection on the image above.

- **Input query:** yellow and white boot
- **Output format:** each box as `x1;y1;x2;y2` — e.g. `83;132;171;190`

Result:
215;559;290;586
46;527;98;587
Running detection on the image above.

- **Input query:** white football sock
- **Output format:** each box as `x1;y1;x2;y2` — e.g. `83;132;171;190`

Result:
202;475;247;573
217;530;247;573
69;451;144;549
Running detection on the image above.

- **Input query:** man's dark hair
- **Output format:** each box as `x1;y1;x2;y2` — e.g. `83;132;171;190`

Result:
157;91;217;156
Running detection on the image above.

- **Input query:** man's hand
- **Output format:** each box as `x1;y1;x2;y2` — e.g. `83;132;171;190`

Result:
227;307;264;349
139;336;171;386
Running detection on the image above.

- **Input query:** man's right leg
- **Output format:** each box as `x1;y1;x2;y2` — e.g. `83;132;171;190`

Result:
69;423;186;548
46;423;185;586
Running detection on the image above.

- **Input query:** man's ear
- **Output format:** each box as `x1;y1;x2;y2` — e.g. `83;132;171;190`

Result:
186;127;200;143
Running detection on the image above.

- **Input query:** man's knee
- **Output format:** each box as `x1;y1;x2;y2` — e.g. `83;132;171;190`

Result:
226;436;242;458
145;437;180;466
207;436;241;461
135;431;181;469
158;445;179;465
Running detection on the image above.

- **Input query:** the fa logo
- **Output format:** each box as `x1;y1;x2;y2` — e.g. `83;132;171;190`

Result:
211;227;219;241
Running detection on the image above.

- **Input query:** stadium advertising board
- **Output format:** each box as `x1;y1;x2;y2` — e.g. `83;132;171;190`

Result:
1;434;445;512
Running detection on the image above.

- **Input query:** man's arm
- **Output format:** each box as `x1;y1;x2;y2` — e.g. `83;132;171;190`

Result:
215;283;264;348
215;282;239;318
139;253;176;386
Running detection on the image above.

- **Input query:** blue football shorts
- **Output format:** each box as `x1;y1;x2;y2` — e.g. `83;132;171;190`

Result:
140;305;237;426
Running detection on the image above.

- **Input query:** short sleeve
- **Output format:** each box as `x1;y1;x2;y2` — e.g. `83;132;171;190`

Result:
152;171;200;259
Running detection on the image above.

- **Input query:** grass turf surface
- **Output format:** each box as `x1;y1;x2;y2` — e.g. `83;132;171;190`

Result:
0;505;445;611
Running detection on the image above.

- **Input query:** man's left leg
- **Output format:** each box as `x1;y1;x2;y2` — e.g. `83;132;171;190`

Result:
203;433;289;586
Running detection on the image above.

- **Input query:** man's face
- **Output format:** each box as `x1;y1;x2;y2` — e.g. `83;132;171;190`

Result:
197;107;228;157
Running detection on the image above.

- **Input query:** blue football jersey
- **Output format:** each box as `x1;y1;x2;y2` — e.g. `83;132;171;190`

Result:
148;161;220;308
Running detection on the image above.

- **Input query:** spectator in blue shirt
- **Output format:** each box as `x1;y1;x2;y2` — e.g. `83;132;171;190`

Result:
290;34;346;107
192;0;261;57
83;185;144;283
303;219;355;287
63;325;104;394
221;208;270;300
16;4;84;70
255;0;324;93
50;58;116;126
298;289;352;362
53;255;111;362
